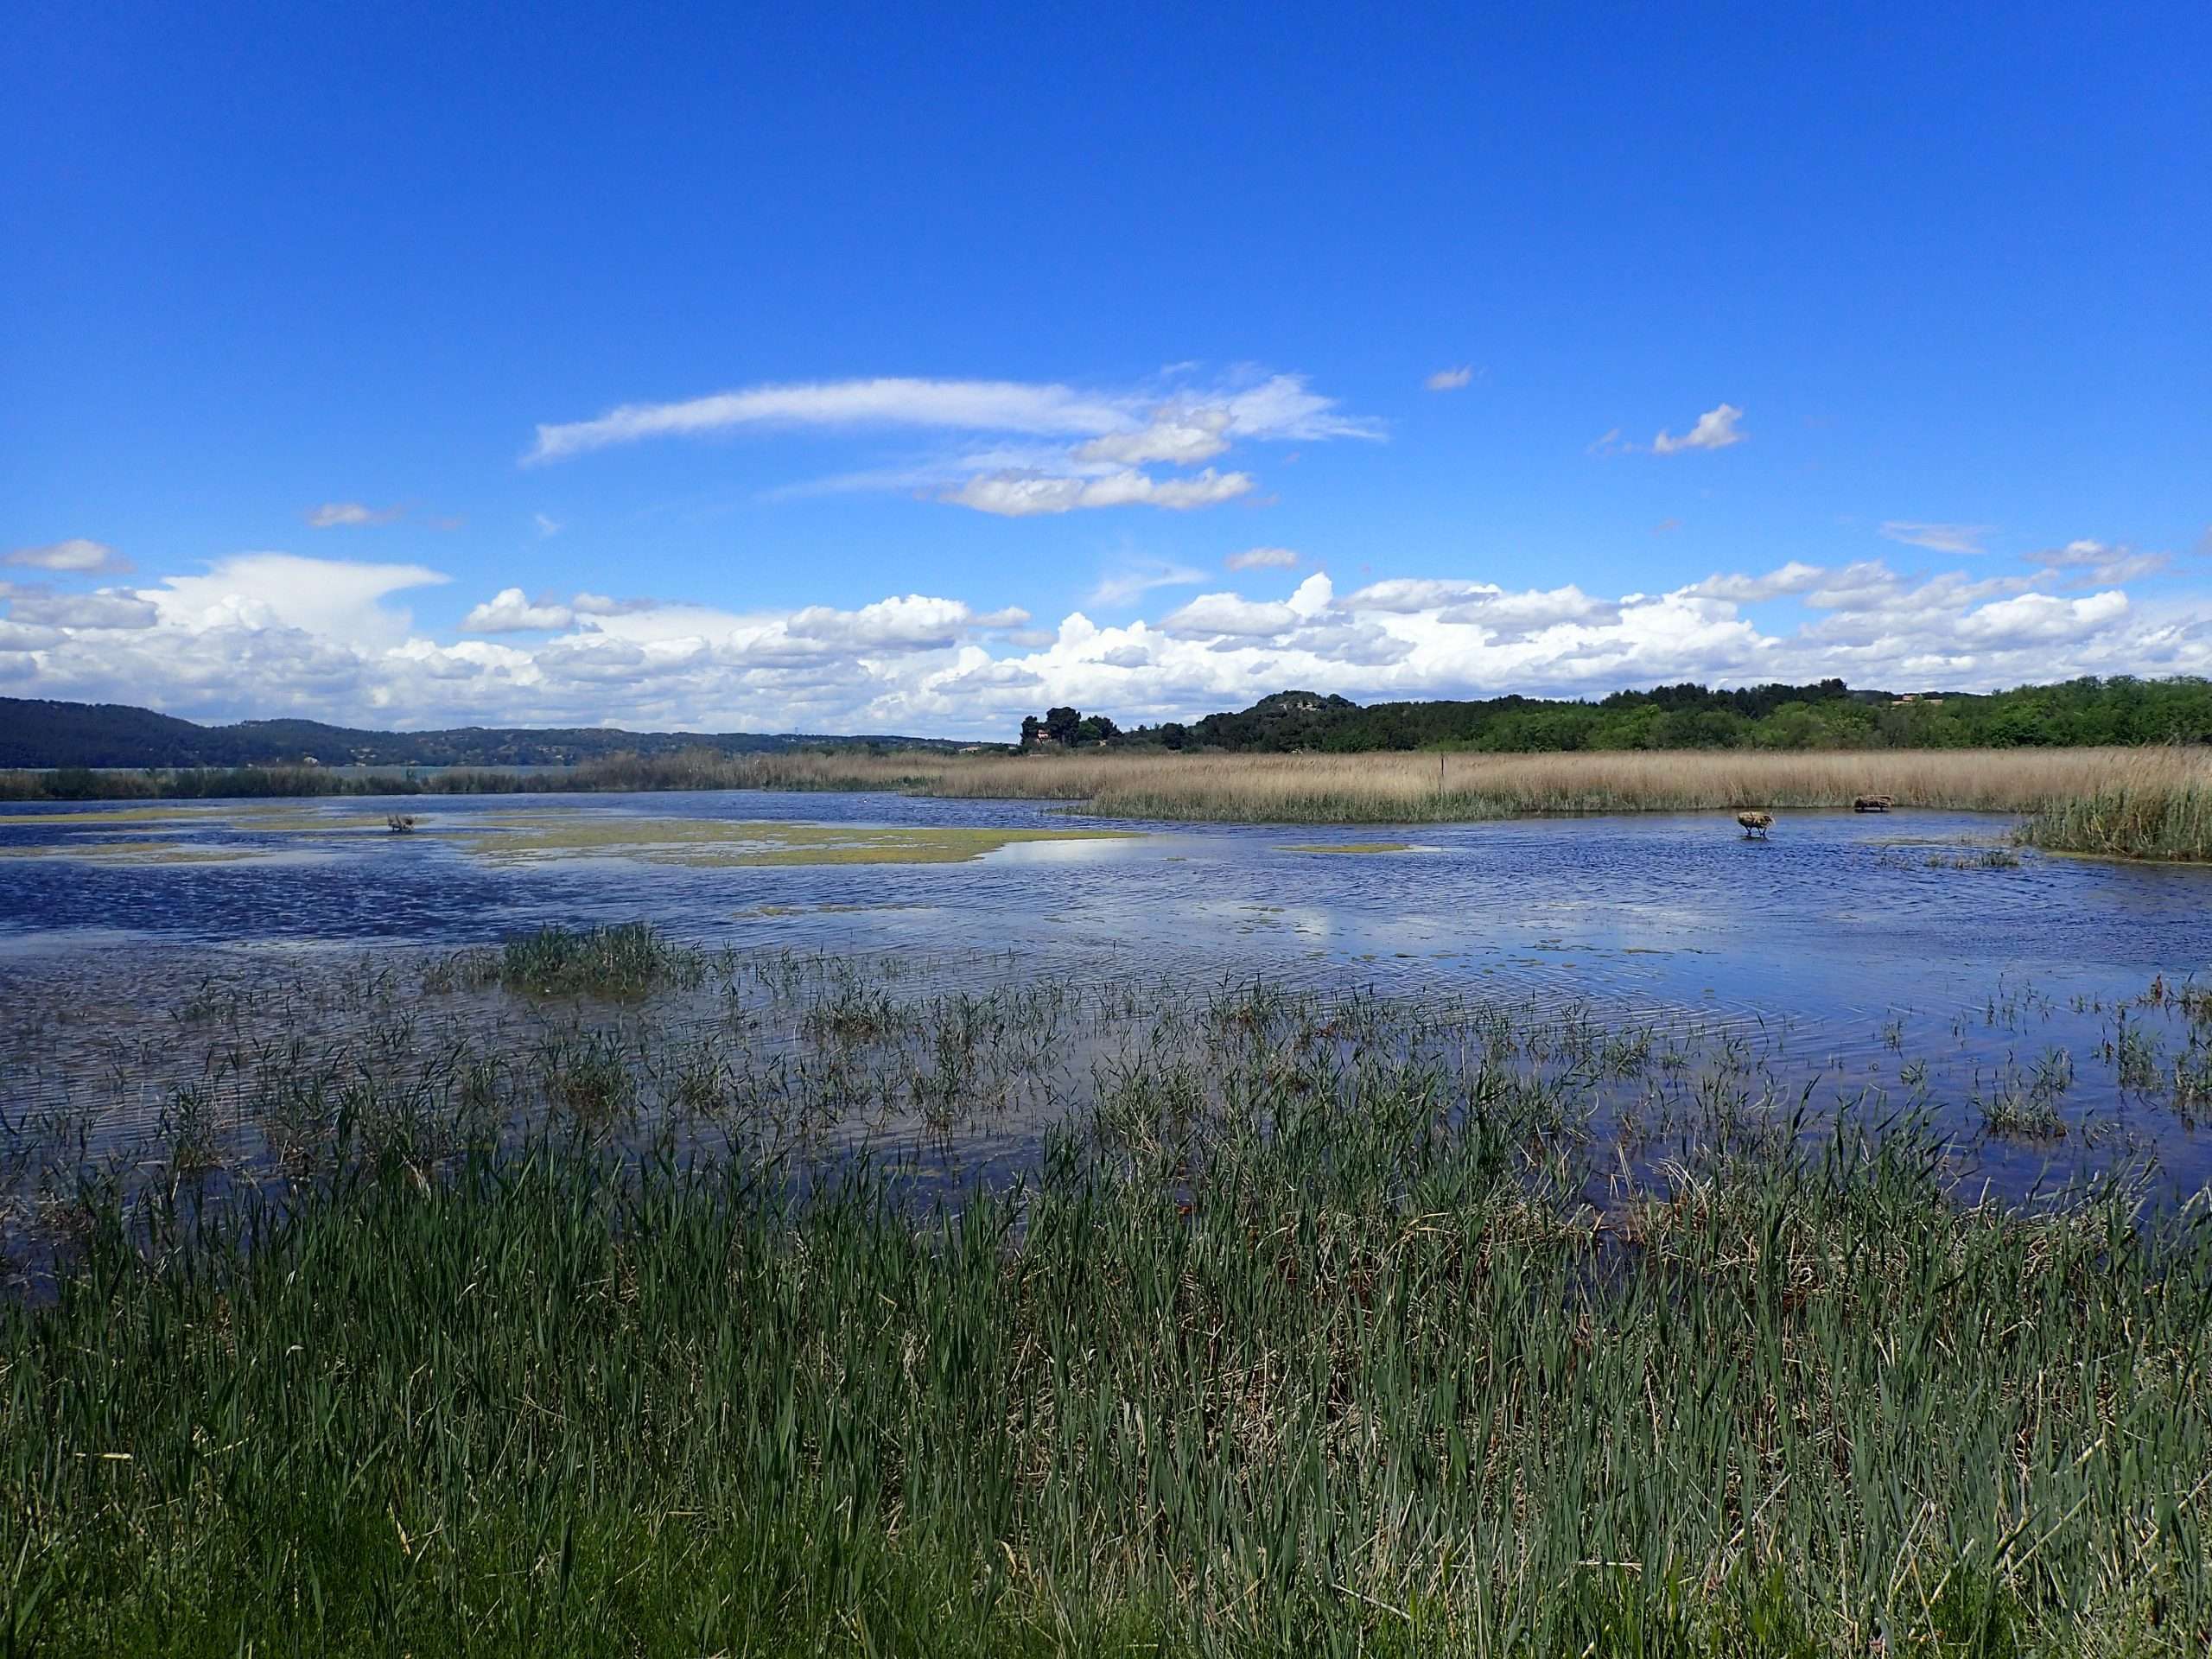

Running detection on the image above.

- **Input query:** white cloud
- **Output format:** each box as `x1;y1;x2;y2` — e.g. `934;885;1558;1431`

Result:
530;371;1377;463
1683;562;1827;603
785;594;1029;652
528;378;1138;463
1880;521;1993;555
1286;572;1334;619
1650;404;1746;455
1344;577;1489;613
4;588;161;629
1073;405;1232;467
464;588;578;632
1089;562;1206;607
1425;366;1474;391
943;467;1254;517
0;620;66;651
6;537;131;575
529;369;1377;518
1956;590;2128;645
139;554;450;650
1436;585;1618;639
1160;592;1302;639
3;538;2196;740
307;502;404;529
2023;539;2171;586
533;512;563;538
1226;546;1300;571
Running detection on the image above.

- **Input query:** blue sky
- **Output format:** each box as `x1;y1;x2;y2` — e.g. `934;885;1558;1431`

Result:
3;2;2207;736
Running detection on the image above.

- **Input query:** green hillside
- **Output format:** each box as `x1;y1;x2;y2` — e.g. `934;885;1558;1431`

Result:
0;698;958;770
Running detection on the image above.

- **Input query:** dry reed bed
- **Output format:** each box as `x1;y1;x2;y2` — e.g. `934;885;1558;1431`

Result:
734;744;2212;826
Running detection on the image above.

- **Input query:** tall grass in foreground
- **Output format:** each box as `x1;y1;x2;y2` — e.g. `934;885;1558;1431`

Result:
2018;747;2212;861
5;1048;2209;1655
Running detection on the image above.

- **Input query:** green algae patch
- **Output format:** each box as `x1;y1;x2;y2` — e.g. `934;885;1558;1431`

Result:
445;813;1140;868
0;837;257;865
1276;841;1420;855
0;804;288;829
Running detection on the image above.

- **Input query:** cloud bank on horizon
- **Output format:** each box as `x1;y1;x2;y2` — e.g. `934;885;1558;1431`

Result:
1;530;2199;739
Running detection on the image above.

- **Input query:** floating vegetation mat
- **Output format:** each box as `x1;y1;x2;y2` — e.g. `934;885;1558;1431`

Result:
0;807;1141;869
442;812;1141;866
0;836;261;865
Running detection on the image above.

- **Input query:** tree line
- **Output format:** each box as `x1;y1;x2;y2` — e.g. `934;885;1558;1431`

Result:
1014;677;2212;754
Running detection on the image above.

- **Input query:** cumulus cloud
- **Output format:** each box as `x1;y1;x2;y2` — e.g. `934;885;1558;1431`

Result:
943;467;1254;517
307;502;404;529
1344;578;1489;613
1;539;2196;740
1880;521;1993;555
5;588;161;629
6;537;131;575
1649;404;1746;455
1683;562;1827;603
1436;585;1618;639
0;620;66;652
785;595;1029;652
140;554;450;650
1226;546;1300;571
1424;366;1474;391
1956;590;2127;645
1160;592;1302;639
464;588;579;632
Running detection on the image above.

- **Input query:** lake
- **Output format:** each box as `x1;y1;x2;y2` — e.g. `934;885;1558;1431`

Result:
2;788;2209;1241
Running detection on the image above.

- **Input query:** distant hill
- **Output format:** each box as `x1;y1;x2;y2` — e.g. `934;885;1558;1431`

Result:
0;697;965;770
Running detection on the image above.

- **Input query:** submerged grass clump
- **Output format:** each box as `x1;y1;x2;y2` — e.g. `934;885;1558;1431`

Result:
428;922;709;999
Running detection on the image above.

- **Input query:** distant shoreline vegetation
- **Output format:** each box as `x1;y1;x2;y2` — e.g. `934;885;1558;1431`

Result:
4;745;2209;862
3;678;2209;861
1018;674;2212;755
8;677;2211;777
